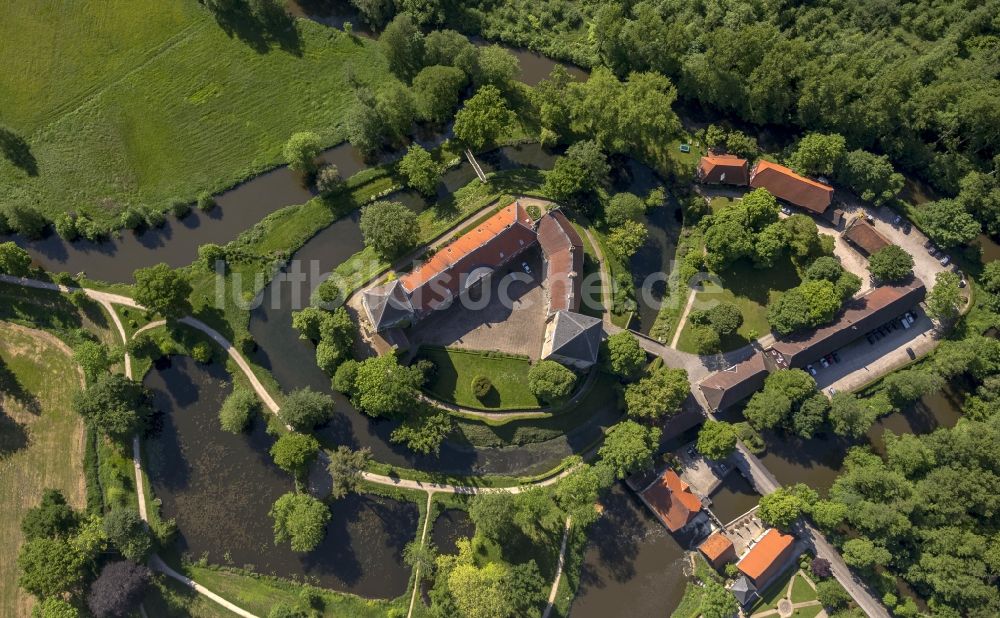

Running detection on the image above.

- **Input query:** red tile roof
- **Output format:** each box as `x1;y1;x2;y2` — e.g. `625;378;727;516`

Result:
750;160;833;214
738;529;796;585
399;202;536;314
698;155;749;186
699;532;736;566
537;210;583;314
640;470;703;532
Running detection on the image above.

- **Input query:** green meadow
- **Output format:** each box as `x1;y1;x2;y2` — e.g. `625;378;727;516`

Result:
0;0;396;223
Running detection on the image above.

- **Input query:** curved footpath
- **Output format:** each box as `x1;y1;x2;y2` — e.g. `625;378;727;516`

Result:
2;274;578;617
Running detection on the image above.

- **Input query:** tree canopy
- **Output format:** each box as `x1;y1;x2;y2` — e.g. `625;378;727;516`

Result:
868;245;914;282
526;360;577;402
453;85;513;151
360;200;419;259
598;421;660;479
270;492;330;552
132;264;192;320
72;374;153;438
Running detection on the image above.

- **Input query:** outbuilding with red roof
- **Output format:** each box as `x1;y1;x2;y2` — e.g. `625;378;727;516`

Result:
750;160;833;214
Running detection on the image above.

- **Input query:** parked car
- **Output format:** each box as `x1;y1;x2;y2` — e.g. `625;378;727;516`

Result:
903;222;912;234
820;357;830;368
832;352;841;363
866;214;876;224
806;364;817;376
893;214;902;225
522;262;531;274
959;278;967;288
828;388;838;396
781;205;792;215
866;334;876;344
924;239;935;249
940;255;951;266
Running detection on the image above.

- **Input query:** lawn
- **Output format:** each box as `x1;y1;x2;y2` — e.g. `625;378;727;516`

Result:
0;0;396;223
0;323;85;617
751;569;824;616
676;255;801;353
142;576;235;618
418;346;542;410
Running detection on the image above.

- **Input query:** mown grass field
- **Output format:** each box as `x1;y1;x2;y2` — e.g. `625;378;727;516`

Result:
0;0;395;223
418;346;542;410
0;323;85;618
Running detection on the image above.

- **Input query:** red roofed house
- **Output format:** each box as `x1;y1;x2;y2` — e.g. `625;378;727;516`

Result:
400;201;537;317
639;470;704;533
699;531;738;569
697;155;749;186
750;160;833;214
737;528;798;588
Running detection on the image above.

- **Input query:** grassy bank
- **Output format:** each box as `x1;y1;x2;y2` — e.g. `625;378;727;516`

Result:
0;324;86;617
0;0;395;223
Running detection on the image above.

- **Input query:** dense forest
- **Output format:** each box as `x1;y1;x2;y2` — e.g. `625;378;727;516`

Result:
347;0;1000;230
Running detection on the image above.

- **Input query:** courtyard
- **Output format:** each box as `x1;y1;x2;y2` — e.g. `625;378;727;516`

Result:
406;245;548;358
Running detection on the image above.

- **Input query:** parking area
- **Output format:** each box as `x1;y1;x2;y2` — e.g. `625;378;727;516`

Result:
807;306;935;393
677;443;729;497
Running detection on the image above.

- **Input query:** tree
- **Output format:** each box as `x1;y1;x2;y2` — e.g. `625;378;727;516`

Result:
919;199;980;248
270;433;320;479
704;219;754;270
598;421;660;479
73;340;117;383
327;446;371;499
836;150;903;206
604;331;646;379
697;421;738;460
816;579;851;610
73;374;152;438
758;488;805;529
360;200;419;259
744;389;792;431
2;204;48;239
926;271;964;323
766;369;817;405
868;245;914;282
280;388;334;430
412;65;466;124
0;241;31;276
700;579;740;618
542;140;609;203
219;388;259;433
132;263;192;320
605;192;645;228
86;561;151;618
380;13;424;81
198;243;226;270
453;85;513;151
810;500;848;532
793;393;829;438
767;279;842;335
17;537;87;598
103;508;152;562
315;164;344;196
527;360;577;402
741;188;780;230
606;220;648;259
283;131;322;173
472;375;492;399
424;29;475;69
842;537;891;570
270;492;330;552
474;45;519;90
468;492;516;540
351;354;423;417
624;366;689;421
332;359;360;395
21;489;79;541
398;144;440;196
706;302;743;336
788;133;846;177
390;409;454;455
349;0;394;28
828;392;878;438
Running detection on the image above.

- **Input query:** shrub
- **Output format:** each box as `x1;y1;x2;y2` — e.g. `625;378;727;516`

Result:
816;580;851;610
54;213;79;241
144;208;166;228
169;198;191;219
472;375;493;399
333;359;360;395
526;205;542;220
197;191;216;211
219;388;259;433
103;508;152;562
191;341;213;363
315;164;344;196
118;206;144;230
270;433;320;478
281;388;335;430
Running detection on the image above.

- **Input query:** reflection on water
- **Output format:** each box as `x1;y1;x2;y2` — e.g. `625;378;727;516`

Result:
708;472;759;525
144;355;417;598
570;484;688;618
430;508;475;556
759;388;963;494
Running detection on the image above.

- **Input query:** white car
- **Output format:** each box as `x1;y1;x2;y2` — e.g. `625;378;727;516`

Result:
939;255;950;266
819;357;830;368
522;262;531;274
806;364;817;376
